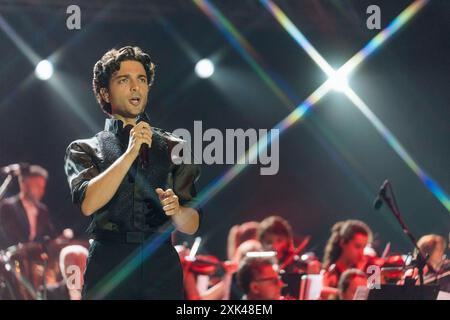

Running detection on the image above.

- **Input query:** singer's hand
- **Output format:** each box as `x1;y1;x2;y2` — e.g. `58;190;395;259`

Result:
156;188;180;216
126;121;152;159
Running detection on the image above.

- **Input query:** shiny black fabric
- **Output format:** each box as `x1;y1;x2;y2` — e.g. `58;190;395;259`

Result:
64;118;201;236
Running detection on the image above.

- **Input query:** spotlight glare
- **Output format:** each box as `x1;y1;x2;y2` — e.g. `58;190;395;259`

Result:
195;59;214;78
328;71;349;92
35;59;53;80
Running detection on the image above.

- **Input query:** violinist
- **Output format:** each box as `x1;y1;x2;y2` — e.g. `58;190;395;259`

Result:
258;215;319;298
321;219;373;296
258;216;295;271
176;245;238;300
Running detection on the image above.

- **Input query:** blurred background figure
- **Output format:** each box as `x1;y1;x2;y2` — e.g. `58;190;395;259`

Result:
401;234;450;292
258;215;318;299
0;164;56;249
417;234;447;274
176;243;237;300
228;239;263;300
227;221;260;261
258;216;294;265
337;268;368;300
321;220;373;299
176;237;262;300
237;256;285;300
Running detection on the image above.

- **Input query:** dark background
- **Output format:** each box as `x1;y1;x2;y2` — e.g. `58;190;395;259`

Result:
0;0;448;260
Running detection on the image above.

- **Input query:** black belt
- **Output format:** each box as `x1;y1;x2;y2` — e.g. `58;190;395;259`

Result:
94;230;165;244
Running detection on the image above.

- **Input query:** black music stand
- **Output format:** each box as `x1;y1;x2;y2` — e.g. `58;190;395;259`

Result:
368;284;440;300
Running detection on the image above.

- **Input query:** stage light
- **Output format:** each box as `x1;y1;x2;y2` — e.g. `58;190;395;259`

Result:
328;70;349;93
195;58;214;78
35;59;53;80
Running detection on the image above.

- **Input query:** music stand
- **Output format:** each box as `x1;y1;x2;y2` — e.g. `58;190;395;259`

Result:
299;274;323;300
368;284;440;300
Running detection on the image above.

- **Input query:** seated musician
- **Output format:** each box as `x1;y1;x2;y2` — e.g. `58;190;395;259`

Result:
258;215;320;298
321;219;373;298
178;239;261;300
417;234;447;276
228;239;262;300
337;268;368;300
237;256;285;300
403;234;450;292
257;215;295;271
227;220;260;260
0;164;56;249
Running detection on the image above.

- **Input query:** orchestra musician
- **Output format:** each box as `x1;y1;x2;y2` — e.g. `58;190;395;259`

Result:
321;219;373;298
0;163;56;249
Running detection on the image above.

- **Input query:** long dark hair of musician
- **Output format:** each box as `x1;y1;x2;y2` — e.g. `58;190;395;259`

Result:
323;220;373;269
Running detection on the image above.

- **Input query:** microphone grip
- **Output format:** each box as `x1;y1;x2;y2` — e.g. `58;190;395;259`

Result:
136;113;151;168
140;143;149;167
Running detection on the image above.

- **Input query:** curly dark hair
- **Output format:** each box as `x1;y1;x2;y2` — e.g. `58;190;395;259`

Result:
322;220;373;269
92;46;156;115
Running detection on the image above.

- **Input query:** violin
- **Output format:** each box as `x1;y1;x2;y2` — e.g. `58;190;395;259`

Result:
180;254;225;275
364;254;406;280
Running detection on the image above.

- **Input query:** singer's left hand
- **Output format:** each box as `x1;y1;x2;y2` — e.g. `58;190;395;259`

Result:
156;188;180;216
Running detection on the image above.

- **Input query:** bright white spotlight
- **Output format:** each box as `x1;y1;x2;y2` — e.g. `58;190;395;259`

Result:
328;70;349;92
195;59;214;78
35;59;54;80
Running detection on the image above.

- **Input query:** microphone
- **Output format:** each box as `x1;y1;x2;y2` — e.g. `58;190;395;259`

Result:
373;180;389;210
136;113;150;168
0;163;22;176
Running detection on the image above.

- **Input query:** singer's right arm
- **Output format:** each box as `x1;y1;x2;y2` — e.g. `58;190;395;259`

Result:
80;152;135;216
80;122;153;216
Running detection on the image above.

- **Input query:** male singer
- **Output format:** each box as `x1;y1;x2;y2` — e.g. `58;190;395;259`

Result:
64;46;201;299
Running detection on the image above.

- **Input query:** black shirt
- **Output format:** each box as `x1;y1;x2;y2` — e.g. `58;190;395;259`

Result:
63;118;201;236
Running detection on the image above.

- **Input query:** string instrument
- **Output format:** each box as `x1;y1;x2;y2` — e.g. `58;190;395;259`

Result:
364;254;406;281
180;254;226;276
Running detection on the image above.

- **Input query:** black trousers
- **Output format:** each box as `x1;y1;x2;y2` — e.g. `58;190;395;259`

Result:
82;233;184;300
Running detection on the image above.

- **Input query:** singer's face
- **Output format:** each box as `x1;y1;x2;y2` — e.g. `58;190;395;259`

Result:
107;60;149;119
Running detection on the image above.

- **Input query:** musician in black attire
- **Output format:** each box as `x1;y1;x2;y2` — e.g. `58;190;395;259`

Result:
0;164;56;249
64;46;201;299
